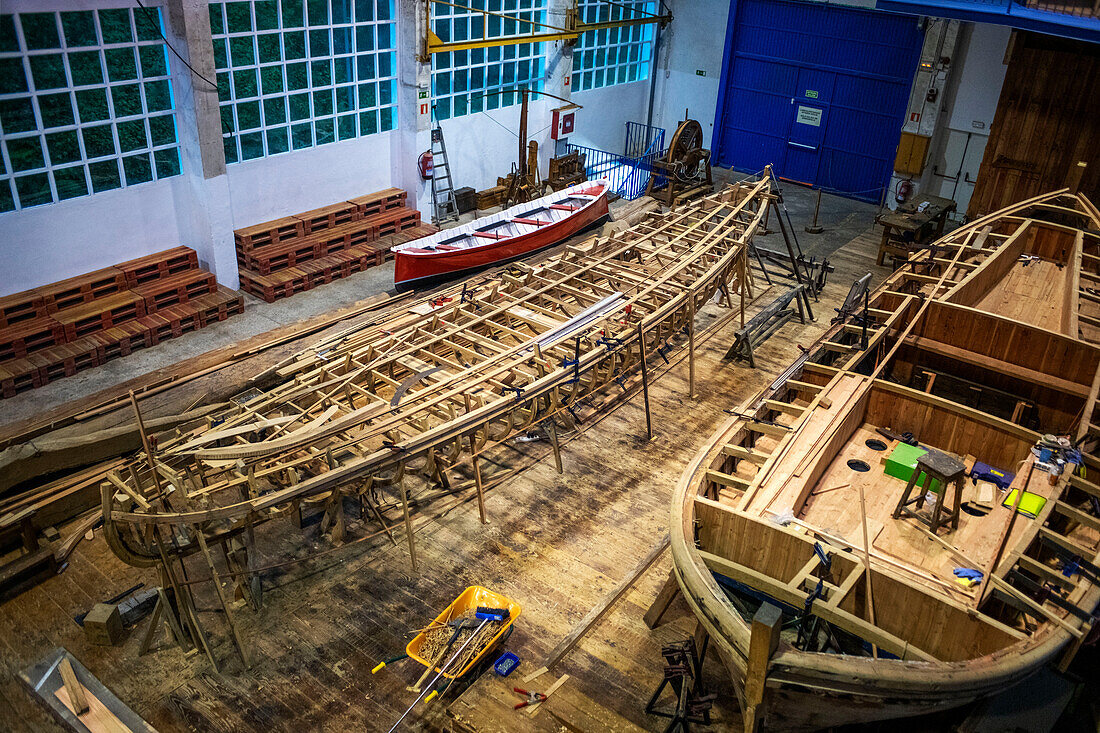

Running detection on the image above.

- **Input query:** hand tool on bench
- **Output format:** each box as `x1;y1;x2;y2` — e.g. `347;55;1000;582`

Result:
513;687;547;710
388;606;509;732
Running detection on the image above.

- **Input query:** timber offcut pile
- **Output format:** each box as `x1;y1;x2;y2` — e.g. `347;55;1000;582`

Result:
235;188;437;302
0;247;243;399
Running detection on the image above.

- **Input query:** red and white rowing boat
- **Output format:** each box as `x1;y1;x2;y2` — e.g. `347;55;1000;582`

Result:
393;180;609;290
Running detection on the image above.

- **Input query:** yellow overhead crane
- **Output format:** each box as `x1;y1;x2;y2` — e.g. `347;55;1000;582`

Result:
420;0;672;59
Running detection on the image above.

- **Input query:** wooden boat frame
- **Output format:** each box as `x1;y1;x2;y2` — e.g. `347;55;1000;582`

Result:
667;189;1100;730
99;174;776;666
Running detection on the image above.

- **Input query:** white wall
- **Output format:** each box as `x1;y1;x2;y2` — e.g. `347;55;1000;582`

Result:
650;0;730;150
0;177;188;295
224;131;397;228
918;22;1010;214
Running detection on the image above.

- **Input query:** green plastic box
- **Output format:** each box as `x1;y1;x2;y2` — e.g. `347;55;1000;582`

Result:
884;443;942;493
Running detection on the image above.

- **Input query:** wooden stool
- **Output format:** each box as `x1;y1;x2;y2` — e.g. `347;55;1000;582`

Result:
891;449;966;534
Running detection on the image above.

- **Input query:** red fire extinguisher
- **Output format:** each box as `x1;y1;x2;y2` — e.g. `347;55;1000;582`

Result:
418;151;433;180
895;179;912;204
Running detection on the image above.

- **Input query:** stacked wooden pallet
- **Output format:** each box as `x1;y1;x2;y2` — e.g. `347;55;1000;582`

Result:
0;247;243;399
235;188;436;302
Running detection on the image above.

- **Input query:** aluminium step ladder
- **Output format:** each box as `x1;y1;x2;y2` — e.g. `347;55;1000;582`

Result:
430;122;460;227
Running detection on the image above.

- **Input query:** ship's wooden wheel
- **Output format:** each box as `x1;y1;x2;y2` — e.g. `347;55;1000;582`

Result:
647;119;712;206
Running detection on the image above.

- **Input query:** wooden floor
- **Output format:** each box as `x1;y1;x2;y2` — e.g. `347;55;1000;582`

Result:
0;216;891;732
976;259;1067;333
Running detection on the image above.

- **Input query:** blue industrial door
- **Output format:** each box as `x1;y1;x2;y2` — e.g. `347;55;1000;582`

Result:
713;0;923;202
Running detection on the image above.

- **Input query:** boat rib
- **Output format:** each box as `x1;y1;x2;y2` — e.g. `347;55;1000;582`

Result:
669;189;1100;731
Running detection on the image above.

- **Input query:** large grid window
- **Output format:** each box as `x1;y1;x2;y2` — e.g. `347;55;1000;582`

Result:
0;8;182;212
431;1;547;121
210;0;397;164
571;1;655;92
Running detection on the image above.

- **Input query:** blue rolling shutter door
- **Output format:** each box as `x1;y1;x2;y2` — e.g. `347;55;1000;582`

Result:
714;0;924;202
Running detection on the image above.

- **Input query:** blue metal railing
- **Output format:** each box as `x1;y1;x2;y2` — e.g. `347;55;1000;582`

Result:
565;122;666;200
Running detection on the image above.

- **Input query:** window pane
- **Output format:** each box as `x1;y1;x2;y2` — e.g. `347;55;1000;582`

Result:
30;55;67;90
267;126;289;154
226;2;253;33
263;97;286;124
314;117;334;144
37;93;74;127
0;15;19;53
237;100;261;129
261;65;284;94
8;137;45;172
53;165;88;200
15;172;52;208
154;148;180;177
257;33;281;63
69;51;104;86
230;36;255;66
254;1;279;31
223;135;239;164
139;46;168;77
149;115;176;146
46;130;81;164
145;80;172;111
82;125;116;158
105;48;138;82
240;131;264;159
76;88;110;123
0;98;36;134
61;11;98;48
281;0;305;28
111;84;143;117
98;9;133;44
122;153;152;185
117;119;147;152
134;8;162;42
21;13;60;50
89;160;121;192
0;181;16;212
233;69;258;98
291;122;312;149
0;59;27;95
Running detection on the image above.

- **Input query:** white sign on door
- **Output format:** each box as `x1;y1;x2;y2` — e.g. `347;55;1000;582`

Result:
796;106;822;127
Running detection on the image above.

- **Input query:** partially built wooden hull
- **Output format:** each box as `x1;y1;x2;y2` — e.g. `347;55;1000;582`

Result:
670;190;1100;731
101;177;770;592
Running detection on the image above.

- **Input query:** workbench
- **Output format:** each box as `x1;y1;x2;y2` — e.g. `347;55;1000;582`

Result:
875;194;957;266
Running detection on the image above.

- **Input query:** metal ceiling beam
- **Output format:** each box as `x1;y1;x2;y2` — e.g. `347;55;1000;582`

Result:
421;0;672;59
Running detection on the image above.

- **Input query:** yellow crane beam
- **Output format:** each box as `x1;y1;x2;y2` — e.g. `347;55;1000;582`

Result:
421;1;672;59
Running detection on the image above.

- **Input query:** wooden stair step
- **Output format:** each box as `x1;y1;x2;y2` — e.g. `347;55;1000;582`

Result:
0;289;48;329
51;291;146;341
234;215;305;253
34;267;127;312
116;246;199;287
0;317;67;361
294;201;361;234
132;269;218;313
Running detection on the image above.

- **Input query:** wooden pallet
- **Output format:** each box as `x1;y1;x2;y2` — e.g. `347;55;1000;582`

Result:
234;215;305;253
117;246;199;287
35;268;128;313
88;319;155;360
0;290;47;329
132;269;218;313
0;317;66;361
294;201;361;234
347;188;407;217
301;220;379;257
238;237;325;276
190;286;246;327
52;291;146;341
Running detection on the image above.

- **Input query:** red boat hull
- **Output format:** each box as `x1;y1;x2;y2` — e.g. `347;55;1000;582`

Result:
394;192;609;289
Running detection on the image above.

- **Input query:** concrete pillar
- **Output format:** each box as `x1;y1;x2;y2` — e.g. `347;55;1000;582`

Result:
394;0;433;218
163;0;239;289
